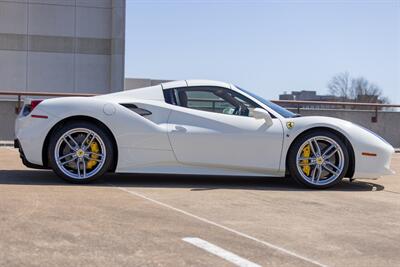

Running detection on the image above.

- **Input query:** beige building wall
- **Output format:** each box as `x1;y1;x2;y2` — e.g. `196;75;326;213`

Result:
0;0;125;94
124;78;172;90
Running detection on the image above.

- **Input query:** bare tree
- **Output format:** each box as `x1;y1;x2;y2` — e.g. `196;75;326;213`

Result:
327;72;388;103
351;77;387;103
327;72;353;100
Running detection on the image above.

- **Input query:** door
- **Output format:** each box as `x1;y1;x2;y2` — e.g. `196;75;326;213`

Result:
167;86;284;173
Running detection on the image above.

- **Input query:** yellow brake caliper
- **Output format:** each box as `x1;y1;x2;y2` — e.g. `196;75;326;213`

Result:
86;141;100;170
302;145;311;176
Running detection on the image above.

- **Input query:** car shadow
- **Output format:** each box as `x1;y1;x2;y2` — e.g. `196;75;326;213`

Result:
0;169;385;192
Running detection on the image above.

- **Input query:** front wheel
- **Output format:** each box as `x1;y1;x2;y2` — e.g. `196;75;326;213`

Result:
287;130;349;189
48;121;114;183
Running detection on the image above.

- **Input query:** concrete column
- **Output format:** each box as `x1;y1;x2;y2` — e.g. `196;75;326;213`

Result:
110;0;125;93
0;0;126;94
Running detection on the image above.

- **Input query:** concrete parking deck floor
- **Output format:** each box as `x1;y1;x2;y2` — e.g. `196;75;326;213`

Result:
0;147;399;267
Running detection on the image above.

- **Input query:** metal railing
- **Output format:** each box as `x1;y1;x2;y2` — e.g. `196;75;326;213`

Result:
271;99;400;109
185;98;400;122
0;91;399;122
271;100;400;123
0;91;95;114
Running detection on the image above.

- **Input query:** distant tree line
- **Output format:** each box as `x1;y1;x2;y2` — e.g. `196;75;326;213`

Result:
327;72;388;104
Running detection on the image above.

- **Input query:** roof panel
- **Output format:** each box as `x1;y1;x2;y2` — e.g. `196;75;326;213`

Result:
186;80;231;89
161;80;187;89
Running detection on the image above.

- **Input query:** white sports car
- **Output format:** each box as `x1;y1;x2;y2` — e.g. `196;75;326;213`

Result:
14;80;395;188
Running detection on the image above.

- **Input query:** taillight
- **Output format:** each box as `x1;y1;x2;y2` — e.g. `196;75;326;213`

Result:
31;100;43;111
22;99;43;116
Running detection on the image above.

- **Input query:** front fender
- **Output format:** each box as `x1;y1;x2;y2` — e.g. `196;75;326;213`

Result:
279;116;394;178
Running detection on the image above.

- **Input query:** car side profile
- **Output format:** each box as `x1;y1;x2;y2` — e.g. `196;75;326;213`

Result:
14;80;395;188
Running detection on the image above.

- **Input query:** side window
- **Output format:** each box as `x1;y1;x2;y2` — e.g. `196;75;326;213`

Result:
163;89;177;105
185;90;233;113
174;86;260;117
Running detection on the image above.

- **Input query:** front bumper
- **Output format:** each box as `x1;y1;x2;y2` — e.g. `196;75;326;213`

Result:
353;144;395;179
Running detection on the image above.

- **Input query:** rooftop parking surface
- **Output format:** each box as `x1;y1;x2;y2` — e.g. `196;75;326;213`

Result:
0;147;399;267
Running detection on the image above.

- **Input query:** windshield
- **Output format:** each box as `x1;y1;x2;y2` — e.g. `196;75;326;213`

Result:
236;86;297;118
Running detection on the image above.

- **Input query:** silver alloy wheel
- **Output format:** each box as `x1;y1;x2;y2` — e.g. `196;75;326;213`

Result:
295;136;345;186
54;128;106;179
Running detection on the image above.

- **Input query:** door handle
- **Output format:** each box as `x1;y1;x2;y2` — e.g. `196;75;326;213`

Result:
173;126;187;133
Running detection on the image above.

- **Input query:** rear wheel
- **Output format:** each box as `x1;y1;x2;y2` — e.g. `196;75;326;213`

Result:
287;130;349;189
48;122;114;183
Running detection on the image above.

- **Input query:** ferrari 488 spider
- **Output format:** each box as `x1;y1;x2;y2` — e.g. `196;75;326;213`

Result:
14;80;395;188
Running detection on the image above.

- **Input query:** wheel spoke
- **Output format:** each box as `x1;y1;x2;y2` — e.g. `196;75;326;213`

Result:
308;141;317;157
324;148;338;160
88;135;96;146
82;132;96;150
326;161;341;173
86;152;103;158
76;158;81;177
311;166;317;182
316;165;323;183
84;155;102;162
81;131;92;147
59;152;75;161
63;137;74;150
82;159;86;178
323;164;339;176
310;165;323;183
298;161;316;166
312;138;321;156
69;134;80;148
64;135;79;150
61;156;77;165
322;144;335;157
298;157;315;162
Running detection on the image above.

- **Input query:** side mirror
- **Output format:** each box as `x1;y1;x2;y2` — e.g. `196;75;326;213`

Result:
253;108;273;126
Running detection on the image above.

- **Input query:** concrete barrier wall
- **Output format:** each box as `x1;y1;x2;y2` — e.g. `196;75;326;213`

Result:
0;101;17;141
293;109;400;148
1;101;399;147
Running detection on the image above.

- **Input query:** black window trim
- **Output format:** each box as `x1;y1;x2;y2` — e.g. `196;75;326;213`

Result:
163;88;178;105
163;86;276;118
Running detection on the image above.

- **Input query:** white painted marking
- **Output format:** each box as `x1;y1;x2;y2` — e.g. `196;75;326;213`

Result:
115;187;327;267
183;237;261;267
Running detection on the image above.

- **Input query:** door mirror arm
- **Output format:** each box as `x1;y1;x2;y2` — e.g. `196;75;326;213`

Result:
253;108;273;126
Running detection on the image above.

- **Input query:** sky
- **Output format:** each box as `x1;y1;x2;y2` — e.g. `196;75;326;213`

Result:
125;0;400;103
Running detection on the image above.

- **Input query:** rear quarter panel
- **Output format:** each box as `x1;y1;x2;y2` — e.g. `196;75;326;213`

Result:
16;97;175;169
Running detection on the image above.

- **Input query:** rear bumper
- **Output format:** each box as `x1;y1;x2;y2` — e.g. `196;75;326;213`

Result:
14;139;19;149
15;107;56;166
14;139;46;170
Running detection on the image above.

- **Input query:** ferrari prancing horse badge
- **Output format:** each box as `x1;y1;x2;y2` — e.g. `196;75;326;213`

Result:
286;121;295;129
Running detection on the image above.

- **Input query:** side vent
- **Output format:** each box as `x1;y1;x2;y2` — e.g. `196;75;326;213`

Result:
120;103;152;116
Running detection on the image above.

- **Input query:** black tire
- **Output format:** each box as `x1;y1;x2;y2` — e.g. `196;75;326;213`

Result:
287;130;349;189
48;121;114;183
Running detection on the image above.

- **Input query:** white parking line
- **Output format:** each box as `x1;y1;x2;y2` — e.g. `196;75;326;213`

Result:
115;187;327;267
183;237;261;267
